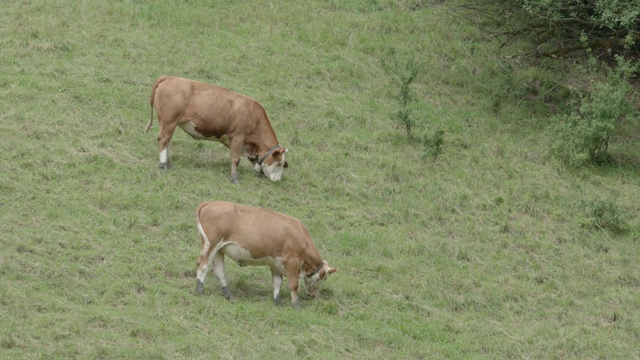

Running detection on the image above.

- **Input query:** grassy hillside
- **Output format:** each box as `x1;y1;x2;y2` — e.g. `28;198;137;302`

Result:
1;0;639;358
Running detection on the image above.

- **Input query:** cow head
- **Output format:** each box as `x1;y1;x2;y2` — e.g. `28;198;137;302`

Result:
304;261;337;298
254;146;288;182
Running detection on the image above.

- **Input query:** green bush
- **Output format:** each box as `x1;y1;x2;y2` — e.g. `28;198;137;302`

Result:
548;56;636;166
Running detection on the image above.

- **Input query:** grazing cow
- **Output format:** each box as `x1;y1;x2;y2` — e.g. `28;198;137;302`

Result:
145;76;288;184
195;201;337;309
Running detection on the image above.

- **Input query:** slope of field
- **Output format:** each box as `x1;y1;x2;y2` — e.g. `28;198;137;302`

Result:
1;1;638;358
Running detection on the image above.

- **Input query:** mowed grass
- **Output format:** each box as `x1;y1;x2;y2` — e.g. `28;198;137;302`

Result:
1;0;640;358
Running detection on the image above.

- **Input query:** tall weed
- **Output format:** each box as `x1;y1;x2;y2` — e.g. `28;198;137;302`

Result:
381;48;447;160
381;48;420;140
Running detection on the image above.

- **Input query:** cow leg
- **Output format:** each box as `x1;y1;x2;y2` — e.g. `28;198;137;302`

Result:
157;125;177;170
271;269;283;305
228;137;244;184
285;263;302;309
211;252;234;301
196;249;214;295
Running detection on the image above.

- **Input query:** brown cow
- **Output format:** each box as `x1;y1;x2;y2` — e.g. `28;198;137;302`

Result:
195;201;337;309
145;76;288;184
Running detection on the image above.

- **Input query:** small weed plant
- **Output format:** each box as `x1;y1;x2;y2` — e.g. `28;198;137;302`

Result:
421;128;445;162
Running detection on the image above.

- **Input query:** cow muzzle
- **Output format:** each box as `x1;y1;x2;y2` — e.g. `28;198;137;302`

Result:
257;160;285;182
306;288;320;299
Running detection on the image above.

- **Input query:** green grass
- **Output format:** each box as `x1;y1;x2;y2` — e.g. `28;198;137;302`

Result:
1;0;640;358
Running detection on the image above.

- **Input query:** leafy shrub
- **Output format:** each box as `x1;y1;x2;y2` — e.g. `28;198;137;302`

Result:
548;56;636;166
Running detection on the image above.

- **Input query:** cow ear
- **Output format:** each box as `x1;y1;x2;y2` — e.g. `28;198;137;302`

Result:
278;147;289;167
327;267;337;275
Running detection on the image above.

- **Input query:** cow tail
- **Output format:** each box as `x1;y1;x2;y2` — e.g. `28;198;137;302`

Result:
196;201;207;224
145;76;168;133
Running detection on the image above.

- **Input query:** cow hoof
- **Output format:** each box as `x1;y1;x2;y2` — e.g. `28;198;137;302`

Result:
274;295;281;306
231;178;239;185
292;300;301;310
159;162;170;170
196;280;204;295
222;286;235;301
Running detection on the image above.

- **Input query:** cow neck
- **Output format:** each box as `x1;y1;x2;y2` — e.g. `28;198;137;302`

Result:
312;262;323;275
307;262;323;278
258;144;280;166
304;242;323;275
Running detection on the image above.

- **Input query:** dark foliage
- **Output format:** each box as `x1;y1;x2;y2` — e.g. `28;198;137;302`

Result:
453;0;640;60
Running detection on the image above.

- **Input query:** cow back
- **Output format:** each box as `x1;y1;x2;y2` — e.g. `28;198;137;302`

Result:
197;201;313;261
